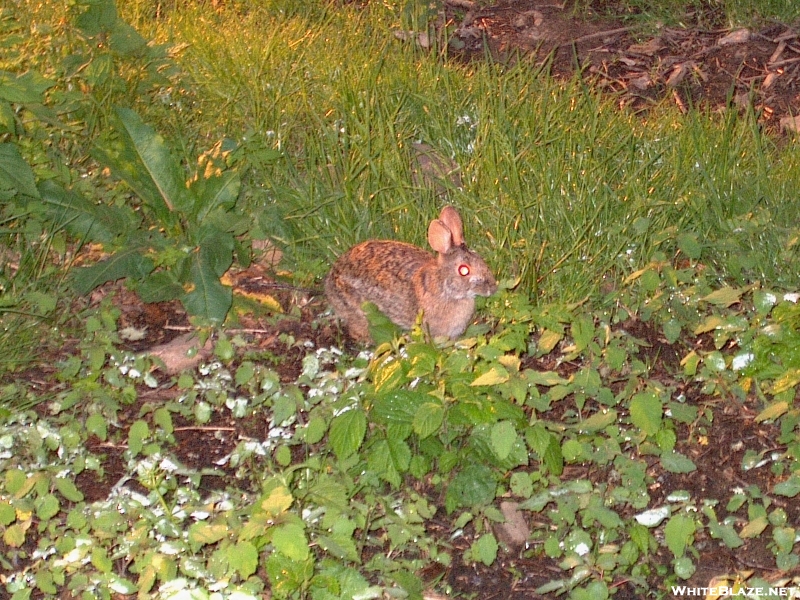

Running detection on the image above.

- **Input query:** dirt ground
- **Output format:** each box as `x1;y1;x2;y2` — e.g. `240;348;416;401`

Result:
27;1;800;598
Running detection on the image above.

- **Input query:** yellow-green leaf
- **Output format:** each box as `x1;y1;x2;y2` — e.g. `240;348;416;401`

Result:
755;401;789;423
261;485;293;517
739;515;768;539
471;365;509;387
701;287;743;307
272;522;309;561
537;329;563;354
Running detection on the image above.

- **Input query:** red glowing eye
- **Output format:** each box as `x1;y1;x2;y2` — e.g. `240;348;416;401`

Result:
458;265;470;277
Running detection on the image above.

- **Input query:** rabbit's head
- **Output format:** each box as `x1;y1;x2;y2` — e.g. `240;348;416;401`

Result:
426;206;497;301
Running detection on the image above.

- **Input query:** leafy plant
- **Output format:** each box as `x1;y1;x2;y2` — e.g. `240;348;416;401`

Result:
69;107;246;322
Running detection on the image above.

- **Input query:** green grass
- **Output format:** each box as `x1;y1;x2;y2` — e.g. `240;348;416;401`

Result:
122;1;800;300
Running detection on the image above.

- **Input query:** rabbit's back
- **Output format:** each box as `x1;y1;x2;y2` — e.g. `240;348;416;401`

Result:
325;240;432;340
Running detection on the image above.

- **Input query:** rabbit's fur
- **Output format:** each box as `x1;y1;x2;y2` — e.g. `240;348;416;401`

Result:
325;206;497;342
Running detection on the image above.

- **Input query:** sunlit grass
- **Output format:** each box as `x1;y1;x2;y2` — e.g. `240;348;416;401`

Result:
124;0;800;301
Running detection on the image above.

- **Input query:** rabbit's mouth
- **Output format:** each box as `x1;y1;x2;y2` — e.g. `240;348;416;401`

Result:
467;278;498;298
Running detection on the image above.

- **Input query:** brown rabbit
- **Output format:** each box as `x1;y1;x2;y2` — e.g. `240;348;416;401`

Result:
325;206;497;342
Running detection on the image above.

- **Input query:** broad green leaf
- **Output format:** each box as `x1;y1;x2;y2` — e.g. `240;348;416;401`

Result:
372;390;426;425
387;436;411;472
447;464;496;509
304;416;327;444
571;315;595;352
3;523;25;547
676;233;701;259
55;477;84;503
0;70;55;103
230;540;258;579
93;108;189;224
673;556;696;579
36;494;60;521
189;168;240;224
329;408;366;461
153;407;173;435
406;343;438;378
272;523;309;561
266;553;310;595
363;302;403;347
490;421;517;461
183;255;232;322
72;249;155;295
773;476;800;497
541;434;564;475
510;472;533;498
34;570;56;595
136;271;184;303
38;180;136;243
413;402;444;439
91;547;112;573
660;451;696;474
575;409;617;433
0;143;39;199
664;514;696;557
108;20;147;55
74;0;118;36
629;391;662;436
5;468;34;497
753;289;778;316
706;518;743;549
0;500;15;525
367;438;409;487
471;533;498;566
194;225;235;276
663;319;682;344
127;419;150;457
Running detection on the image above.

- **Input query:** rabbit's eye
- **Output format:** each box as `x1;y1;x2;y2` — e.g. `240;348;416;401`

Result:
458;265;470;277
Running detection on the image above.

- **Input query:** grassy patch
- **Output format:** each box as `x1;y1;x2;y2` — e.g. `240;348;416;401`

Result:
123;1;800;299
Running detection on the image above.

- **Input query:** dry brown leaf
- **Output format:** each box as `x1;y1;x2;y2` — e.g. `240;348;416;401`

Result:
666;62;691;87
629;74;651;90
628;37;664;55
146;332;212;375
762;72;779;90
717;28;750;46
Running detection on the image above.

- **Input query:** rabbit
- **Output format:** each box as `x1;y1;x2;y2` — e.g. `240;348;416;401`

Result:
325;205;497;342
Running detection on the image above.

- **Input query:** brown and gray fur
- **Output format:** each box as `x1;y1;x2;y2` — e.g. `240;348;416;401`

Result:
325;206;497;342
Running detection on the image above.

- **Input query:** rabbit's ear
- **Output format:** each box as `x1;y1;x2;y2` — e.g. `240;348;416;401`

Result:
428;219;454;254
438;206;464;246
